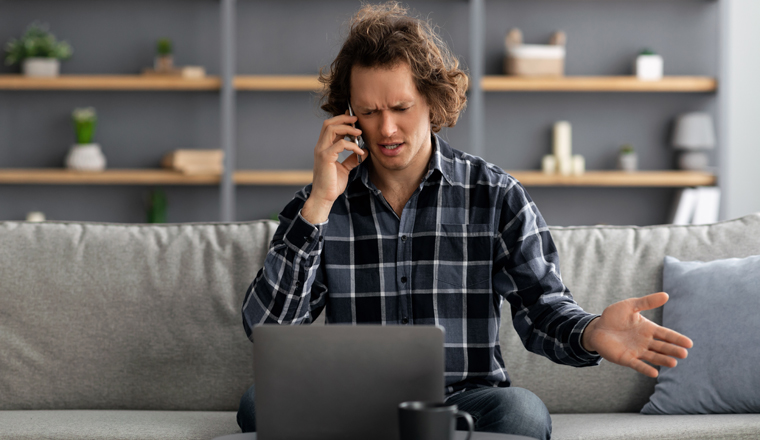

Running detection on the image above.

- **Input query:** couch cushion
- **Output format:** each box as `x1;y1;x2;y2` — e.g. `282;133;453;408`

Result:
641;254;760;414
0;410;238;440
551;413;760;440
499;213;760;413
0;221;278;411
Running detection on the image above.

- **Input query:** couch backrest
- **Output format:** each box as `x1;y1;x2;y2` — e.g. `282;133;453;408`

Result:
0;220;278;411
3;214;759;413
500;213;760;413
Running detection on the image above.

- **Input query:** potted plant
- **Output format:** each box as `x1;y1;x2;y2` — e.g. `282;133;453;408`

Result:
618;144;638;172
4;22;73;77
635;48;663;81
147;188;168;223
65;107;106;171
154;38;174;73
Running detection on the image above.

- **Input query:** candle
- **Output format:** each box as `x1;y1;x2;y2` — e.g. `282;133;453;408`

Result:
26;211;46;222
553;121;572;161
572;155;585;175
542;155;557;174
557;157;573;176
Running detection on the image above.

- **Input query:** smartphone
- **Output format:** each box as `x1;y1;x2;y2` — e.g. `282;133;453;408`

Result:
347;102;364;164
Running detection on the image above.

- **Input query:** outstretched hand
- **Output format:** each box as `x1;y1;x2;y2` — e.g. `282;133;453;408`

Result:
581;292;693;378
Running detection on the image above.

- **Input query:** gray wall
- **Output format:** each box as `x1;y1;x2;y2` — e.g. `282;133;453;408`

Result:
722;0;760;220
0;0;720;226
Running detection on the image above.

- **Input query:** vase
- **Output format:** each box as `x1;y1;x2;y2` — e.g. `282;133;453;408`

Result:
618;153;638;172
65;144;106;171
635;55;663;81
22;58;60;77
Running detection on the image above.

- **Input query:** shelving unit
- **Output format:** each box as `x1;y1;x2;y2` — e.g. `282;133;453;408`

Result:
0;0;722;224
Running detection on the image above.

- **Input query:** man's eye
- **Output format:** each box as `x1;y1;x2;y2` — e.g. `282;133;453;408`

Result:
362;111;374;116
397;107;410;112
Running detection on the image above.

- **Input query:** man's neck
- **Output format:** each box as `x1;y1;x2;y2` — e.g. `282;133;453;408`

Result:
369;134;434;216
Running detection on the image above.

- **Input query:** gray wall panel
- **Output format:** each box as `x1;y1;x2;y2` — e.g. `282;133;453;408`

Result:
485;0;719;77
0;185;220;223
0;0;220;75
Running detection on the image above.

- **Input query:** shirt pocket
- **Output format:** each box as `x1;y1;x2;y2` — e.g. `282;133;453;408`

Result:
433;223;493;289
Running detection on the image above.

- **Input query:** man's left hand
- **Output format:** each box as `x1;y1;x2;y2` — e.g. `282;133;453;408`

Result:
581;292;693;378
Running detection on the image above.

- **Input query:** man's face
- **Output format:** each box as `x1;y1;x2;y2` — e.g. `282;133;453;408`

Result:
349;62;432;175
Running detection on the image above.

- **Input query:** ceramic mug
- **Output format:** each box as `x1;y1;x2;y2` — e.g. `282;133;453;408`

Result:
398;401;474;440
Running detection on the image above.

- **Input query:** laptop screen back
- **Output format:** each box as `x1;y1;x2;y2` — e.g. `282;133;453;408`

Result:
253;325;445;440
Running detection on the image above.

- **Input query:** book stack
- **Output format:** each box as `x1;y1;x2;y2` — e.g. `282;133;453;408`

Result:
669;186;721;225
142;66;207;79
161;150;224;175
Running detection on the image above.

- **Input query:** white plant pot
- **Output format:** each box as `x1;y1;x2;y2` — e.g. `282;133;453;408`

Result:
618;153;638;172
66;143;106;171
22;58;61;77
635;55;663;81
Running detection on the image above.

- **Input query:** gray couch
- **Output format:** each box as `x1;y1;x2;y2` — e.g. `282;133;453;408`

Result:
2;214;759;440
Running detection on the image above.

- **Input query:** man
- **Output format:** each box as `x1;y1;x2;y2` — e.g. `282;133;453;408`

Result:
238;3;693;439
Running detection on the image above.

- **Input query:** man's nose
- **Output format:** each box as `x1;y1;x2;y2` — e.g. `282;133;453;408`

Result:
380;112;397;138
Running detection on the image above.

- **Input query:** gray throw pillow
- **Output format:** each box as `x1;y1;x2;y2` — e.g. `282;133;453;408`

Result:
641;254;760;415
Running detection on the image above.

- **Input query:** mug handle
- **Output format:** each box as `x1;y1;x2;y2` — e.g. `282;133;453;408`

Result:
455;410;474;440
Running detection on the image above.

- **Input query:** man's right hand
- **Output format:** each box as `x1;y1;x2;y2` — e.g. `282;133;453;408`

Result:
302;113;366;224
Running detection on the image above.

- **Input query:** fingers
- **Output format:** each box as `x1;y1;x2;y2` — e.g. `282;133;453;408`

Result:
632;292;669;313
320;115;360;142
629;358;659;378
340;152;364;172
648;339;689;359
321;139;365;161
641;350;678;369
319;125;362;150
654;326;694;349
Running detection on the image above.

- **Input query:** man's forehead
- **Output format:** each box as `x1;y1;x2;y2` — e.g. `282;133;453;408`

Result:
349;63;419;109
353;99;414;111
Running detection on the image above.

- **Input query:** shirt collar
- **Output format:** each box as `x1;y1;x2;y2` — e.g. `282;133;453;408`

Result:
350;133;454;194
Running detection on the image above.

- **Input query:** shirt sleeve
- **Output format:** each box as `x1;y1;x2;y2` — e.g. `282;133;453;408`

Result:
241;186;329;341
493;178;602;367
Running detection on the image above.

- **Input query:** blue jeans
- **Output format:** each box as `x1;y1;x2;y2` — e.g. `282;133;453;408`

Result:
445;387;551;440
237;385;551;440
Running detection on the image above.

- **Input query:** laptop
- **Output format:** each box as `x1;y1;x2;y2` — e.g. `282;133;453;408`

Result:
253;325;445;440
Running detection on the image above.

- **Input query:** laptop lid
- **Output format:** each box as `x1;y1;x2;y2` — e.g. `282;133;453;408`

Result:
253;325;445;440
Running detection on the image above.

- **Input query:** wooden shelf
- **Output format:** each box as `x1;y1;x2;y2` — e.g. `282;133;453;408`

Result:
0;169;221;185
482;76;717;92
0;75;221;91
0;74;718;93
234;75;717;93
234;75;322;91
0;169;715;187
234;170;314;185
507;170;717;187
235;170;716;187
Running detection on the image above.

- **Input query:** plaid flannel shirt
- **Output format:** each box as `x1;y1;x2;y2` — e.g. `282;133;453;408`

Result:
242;134;601;396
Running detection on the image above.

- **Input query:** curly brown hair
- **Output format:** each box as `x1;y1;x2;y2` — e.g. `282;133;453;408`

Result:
319;1;469;133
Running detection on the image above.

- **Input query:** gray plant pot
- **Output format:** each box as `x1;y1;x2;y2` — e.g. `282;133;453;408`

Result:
618;153;638;172
22;58;60;77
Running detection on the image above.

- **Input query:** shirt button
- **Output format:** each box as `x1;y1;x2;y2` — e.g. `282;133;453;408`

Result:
295;281;301;289
401;276;407;283
401;317;409;324
318;236;323;242
401;235;407;242
305;236;312;243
